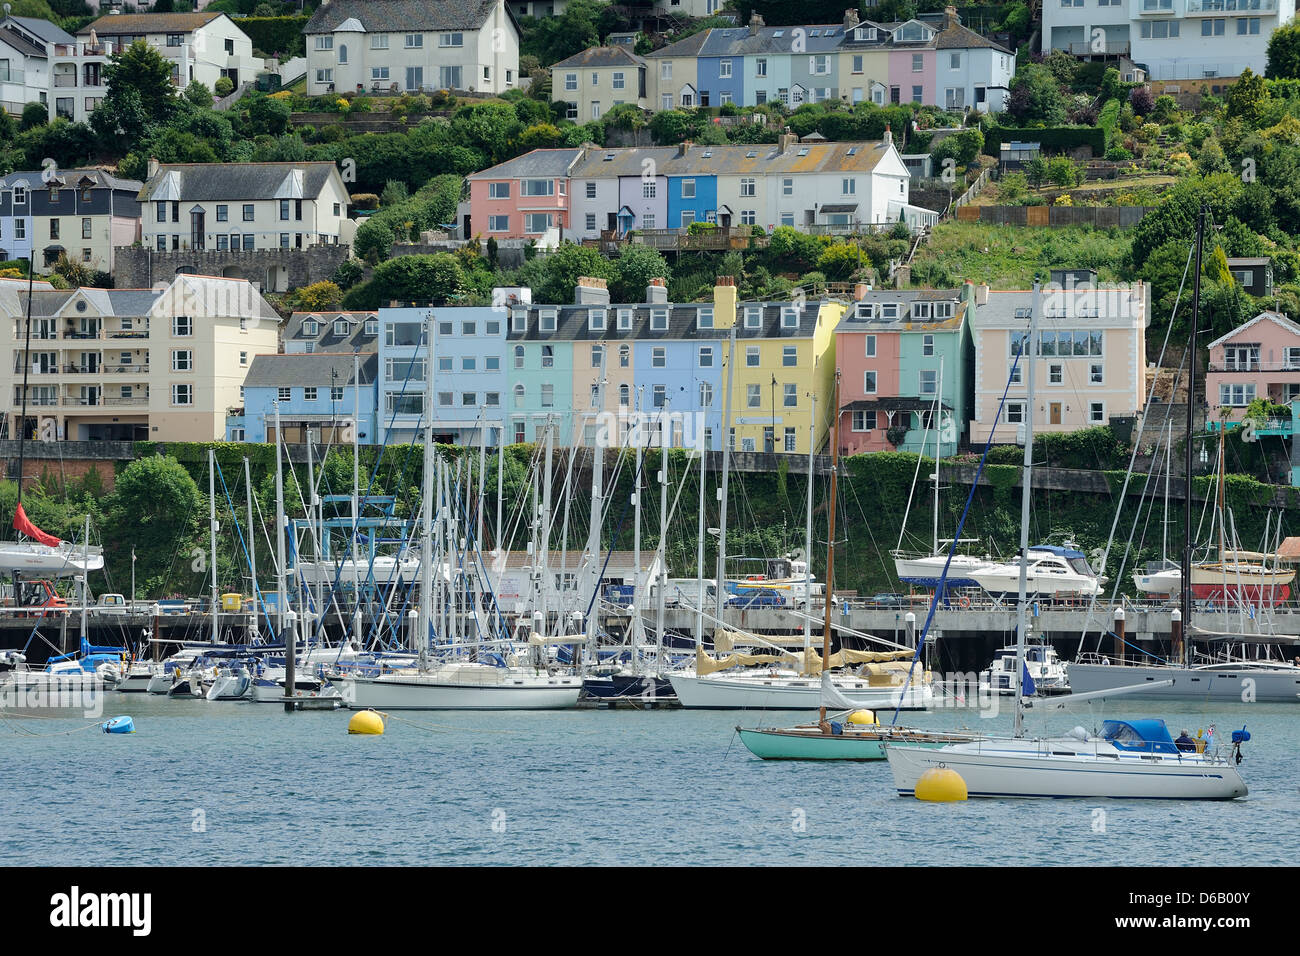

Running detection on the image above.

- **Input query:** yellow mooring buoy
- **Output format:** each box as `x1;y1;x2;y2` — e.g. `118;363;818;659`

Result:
846;709;876;725
347;710;385;735
915;766;967;802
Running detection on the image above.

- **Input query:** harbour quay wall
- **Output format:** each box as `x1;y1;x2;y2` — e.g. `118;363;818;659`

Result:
1;439;133;492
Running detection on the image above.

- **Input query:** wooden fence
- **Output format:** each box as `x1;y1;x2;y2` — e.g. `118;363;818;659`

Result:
955;205;1153;228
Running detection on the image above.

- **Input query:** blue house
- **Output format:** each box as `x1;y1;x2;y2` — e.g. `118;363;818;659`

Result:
667;174;718;230
378;305;507;447
234;352;378;444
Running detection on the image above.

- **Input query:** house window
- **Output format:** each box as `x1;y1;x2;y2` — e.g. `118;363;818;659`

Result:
650;309;668;331
619;344;630;366
565;73;578;92
1219;384;1256;406
541;345;554;367
746;346;760;367
172;315;192;337
619;384;630;407
1089;402;1105;424
316;70;332;84
783;346;797;367
784;428;796;452
1223;344;1259;370
514;384;526;408
315;36;333;50
539;310;557;332
700;382;714;407
740;178;756;197
488;182;511;199
864;335;876;358
488;215;509;232
783;383;797;407
852;410;877;432
541;384;554;407
302;387;317;402
741;210;756;225
652;347;666;368
514;345;525;368
371;34;388;49
781;307;798;329
1004;401;1025;424
745;307;761;329
331;386;344;401
912;54;923;72
698;345;714;367
746;384;761;408
919;370;937;395
589;309;607;331
642;181;656;199
590;345;604;367
864;371;877;394
525;213;553;234
586;213;597;231
171;384;192;406
613;71;625;90
171;350;193;371
1049;363;1064;385
407;34;425;48
720;59;732;78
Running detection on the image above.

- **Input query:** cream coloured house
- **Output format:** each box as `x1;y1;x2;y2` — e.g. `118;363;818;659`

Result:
304;0;520;95
551;46;647;122
1;274;278;441
136;161;354;255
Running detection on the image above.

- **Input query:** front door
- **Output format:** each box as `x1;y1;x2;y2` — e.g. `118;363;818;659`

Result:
1050;402;1062;426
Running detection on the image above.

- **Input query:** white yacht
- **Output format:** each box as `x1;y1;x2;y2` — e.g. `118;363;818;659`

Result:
980;644;1068;695
970;545;1104;599
339;660;582;710
668;666;934;710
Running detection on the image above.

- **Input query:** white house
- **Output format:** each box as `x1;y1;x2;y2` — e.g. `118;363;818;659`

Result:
304;0;520;96
1044;0;1295;81
69;12;261;120
136;161;354;256
0;16;66;118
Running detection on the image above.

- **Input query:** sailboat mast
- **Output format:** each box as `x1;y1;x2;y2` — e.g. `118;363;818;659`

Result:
694;422;707;650
933;357;944;556
818;372;841;728
244;457;257;638
715;322;737;635
208;448;219;644
352;350;362;645
418;316;434;662
803;393;816;655
655;438;669;675
14;256;35;505
1013;282;1041;739
632;400;643;671
1181;205;1205;670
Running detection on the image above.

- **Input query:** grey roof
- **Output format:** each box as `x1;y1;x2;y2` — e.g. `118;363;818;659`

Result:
552;46;646;70
507;300;823;341
642;30;710;59
839;289;968;332
934;19;1013;54
7;15;75;45
1226;257;1272;267
138;163;344;203
0;26;49;59
304;0;507;35
697;24;847;57
467;148;584;182
78;12;224;36
244;352;378;389
566;140;895;179
0;168;141;193
285;311;379;353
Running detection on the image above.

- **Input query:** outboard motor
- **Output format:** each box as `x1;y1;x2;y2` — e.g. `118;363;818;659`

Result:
1231;726;1250;765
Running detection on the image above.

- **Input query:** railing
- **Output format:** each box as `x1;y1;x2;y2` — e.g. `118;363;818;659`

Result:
1068;41;1130;56
1208;362;1300;373
102;396;147;406
0;68;26;84
52;75;79;88
1186;0;1275;11
107;330;149;339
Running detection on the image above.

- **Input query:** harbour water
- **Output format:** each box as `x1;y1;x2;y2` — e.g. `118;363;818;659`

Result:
2;698;1297;866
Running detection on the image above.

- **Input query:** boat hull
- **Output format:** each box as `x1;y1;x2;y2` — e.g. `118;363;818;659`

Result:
668;672;933;710
894;555;990;590
886;742;1248;799
341;673;582;710
1065;661;1300;702
1188;582;1291;607
737;726;969;760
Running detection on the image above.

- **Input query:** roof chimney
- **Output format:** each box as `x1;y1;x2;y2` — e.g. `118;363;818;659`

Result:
844;8;860;31
574;276;610;306
147;156;159;180
944;5;958;29
646;276;668;305
853;282;871;300
678;139;691;158
778;129;798;153
883;124;892;147
748;12;764;36
976;283;989;306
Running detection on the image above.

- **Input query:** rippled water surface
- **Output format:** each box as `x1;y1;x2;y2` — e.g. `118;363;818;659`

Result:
2;695;1296;865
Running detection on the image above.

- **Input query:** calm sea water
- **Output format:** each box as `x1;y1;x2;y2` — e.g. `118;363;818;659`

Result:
2;695;1296;866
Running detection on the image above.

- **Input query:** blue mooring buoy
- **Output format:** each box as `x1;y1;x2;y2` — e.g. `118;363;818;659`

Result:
101;716;135;734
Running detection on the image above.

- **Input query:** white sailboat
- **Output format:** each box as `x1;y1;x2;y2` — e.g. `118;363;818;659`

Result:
969;544;1105;598
886;277;1250;800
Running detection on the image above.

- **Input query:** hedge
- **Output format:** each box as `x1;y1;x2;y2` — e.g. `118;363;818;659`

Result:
1097;99;1121;149
982;125;1107;157
239;16;309;59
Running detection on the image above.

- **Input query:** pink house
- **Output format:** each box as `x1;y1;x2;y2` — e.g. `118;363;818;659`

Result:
462;148;581;240
1205;311;1300;421
888;48;935;106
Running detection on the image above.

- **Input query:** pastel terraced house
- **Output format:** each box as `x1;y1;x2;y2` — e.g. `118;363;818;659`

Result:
463;148;580;241
967;282;1150;444
1205;311;1300;421
836;286;972;456
551;45;647;122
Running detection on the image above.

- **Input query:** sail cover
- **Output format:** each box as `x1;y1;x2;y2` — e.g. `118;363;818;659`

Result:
12;503;61;547
821;672;885;711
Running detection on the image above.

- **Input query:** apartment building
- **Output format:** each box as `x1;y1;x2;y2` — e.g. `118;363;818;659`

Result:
2;274;279;441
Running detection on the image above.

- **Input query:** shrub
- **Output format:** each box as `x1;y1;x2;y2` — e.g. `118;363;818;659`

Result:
215;77;234;97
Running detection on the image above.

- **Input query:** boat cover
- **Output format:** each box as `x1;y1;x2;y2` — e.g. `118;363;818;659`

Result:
12;503;61;548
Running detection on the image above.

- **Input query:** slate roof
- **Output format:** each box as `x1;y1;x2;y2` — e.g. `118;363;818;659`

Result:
7;15;75;45
0;27;49;58
138;163;344;203
78;12;223;35
552;46;646;70
565;141;895;179
697;24;847;57
642;30;709;59
244;352;378;389
507;300;824;342
466;148;584;182
304;0;506;35
0;168;142;192
284;311;379;353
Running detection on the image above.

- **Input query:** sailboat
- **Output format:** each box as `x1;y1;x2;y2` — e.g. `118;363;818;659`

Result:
892;358;994;589
670;371;935;711
886;275;1250;799
1067;207;1300;701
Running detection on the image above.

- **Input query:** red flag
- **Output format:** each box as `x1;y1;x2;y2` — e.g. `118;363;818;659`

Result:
12;502;62;548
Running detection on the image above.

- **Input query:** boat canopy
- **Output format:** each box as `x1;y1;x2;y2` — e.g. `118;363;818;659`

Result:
1099;719;1179;754
1030;544;1087;560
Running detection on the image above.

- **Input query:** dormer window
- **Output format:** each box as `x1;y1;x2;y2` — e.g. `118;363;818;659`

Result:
912;302;931;319
744;306;761;329
881;303;899;319
589;308;607;331
650;308;669;331
934;302;954;319
781;306;798;329
512;308;528;332
539;309;557;332
334;319;349;335
13;184;26;204
617;308;633;330
697;307;714;329
856;302;874;319
303;319;319;336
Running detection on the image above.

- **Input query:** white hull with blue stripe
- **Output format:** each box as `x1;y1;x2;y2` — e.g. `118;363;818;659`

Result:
886;720;1248;800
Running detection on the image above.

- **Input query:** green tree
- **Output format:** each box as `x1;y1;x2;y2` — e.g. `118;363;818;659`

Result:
293;280;343;311
20;101;47;130
102;456;204;598
98;40;177;137
1225;68;1269;127
1266;21;1300;78
246;94;291;136
368;254;465;305
612;244;670;302
183;81;213;108
1006;63;1067;126
533;242;617;304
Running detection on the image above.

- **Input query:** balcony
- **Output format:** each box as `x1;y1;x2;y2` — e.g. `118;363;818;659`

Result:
107;330;149;339
102;396;147;407
1068;41;1130;56
53;74;79;88
0;67;26;84
1185;0;1276;11
1133;0;1175;14
1208;361;1300;373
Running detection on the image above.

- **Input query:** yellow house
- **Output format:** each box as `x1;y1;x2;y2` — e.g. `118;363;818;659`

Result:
712;279;845;454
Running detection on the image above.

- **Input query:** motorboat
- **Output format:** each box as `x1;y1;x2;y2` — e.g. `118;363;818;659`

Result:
970;544;1104;599
980;645;1069;695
